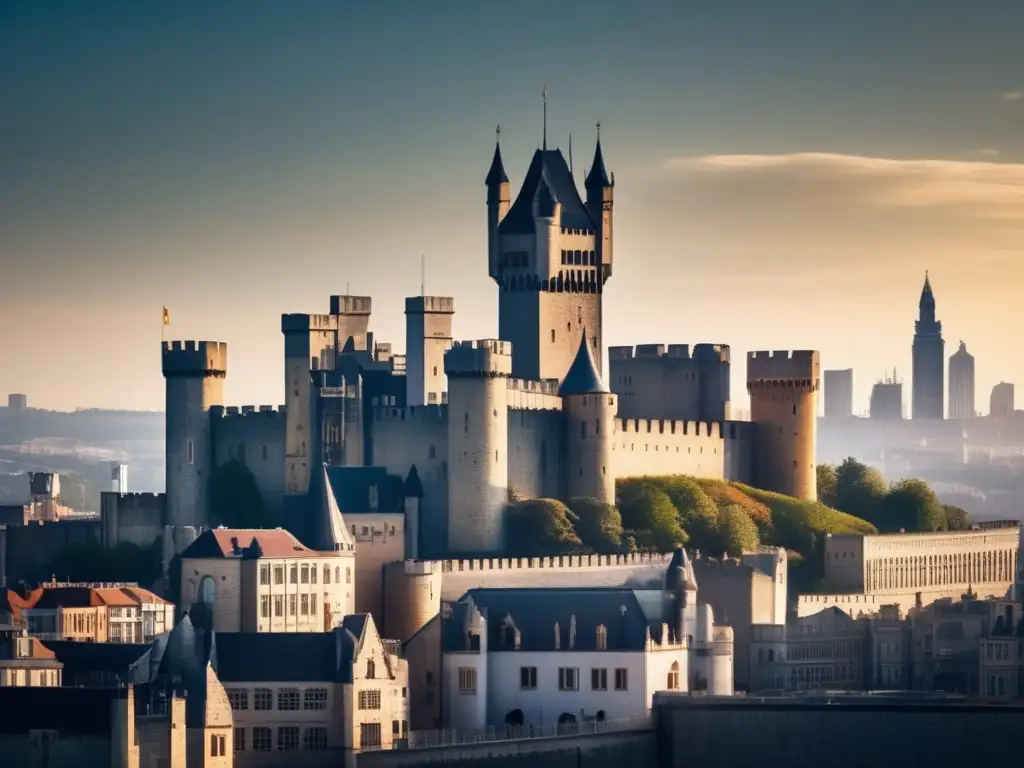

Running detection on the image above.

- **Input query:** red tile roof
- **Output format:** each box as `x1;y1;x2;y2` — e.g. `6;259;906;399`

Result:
185;528;330;559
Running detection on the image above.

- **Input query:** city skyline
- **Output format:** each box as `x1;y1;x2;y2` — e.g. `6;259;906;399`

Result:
2;1;1023;412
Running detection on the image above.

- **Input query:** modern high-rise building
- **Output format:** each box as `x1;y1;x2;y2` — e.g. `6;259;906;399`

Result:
912;272;944;420
948;341;975;420
823;369;854;418
990;382;1015;417
870;371;904;420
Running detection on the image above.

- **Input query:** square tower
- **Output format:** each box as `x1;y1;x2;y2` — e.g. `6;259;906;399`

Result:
405;296;454;407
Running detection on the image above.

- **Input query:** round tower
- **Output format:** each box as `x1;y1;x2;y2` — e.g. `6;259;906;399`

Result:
444;339;512;554
561;330;615;504
746;350;820;500
162;340;227;527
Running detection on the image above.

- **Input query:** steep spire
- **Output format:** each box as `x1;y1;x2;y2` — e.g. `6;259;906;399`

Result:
585;122;611;188
485;125;509;186
559;328;608;396
534;168;558;218
919;270;935;310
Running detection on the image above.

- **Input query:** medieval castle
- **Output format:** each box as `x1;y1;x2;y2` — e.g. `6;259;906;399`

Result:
106;131;820;563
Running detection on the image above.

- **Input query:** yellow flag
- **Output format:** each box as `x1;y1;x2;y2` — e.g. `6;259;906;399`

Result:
162;307;170;326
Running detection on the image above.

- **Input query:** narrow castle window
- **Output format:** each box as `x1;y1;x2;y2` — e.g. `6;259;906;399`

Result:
186;439;194;465
551;329;556;343
429;445;436;459
596;624;608;650
464;412;469;435
580;421;587;438
595;420;600;436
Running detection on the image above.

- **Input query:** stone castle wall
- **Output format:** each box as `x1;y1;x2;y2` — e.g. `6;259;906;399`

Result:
612;418;755;484
210;405;287;514
100;491;166;548
507;409;564;501
609;343;731;422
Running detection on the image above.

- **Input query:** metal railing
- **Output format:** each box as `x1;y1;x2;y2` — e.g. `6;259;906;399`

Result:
359;714;652;753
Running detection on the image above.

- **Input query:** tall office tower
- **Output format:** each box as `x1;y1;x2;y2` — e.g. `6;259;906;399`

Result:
948;341;976;420
912;272;945;419
823;369;854;418
870;371;904;420
990;382;1015;416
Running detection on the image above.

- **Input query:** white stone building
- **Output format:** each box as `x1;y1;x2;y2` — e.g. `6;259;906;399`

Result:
440;548;732;731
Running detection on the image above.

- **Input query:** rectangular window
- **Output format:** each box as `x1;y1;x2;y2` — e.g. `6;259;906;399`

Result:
312;595;318;615
591;668;608;691
290;565;298;584
520;666;537;690
210;733;226;757
614;668;628;691
360;722;382;748
186;439;194;465
259;565;270;585
277;688;300;710
288;594;297;616
558;667;579;691
303;726;328;751
252;726;272;751
226;689;249;711
301;594;309;615
277;726;300;751
233;727;245;752
323;565;331;584
302;687;328;710
254;688;273;710
458;666;477;694
311;566;318;584
274;566;284;585
346;567;352;584
260;596;270;619
358;690;382;710
274;596;283;617
301;565;309;584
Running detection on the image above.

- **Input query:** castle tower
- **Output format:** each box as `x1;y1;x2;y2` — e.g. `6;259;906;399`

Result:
485;130;511;279
561;330;616;504
490;128;612;383
162;340;227;527
912;272;945;419
747;350;820;501
405;296;454;407
444;340;512;554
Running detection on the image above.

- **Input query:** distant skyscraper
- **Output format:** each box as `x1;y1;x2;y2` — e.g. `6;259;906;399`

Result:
948;341;975;420
990;382;1015;417
823;369;854;418
111;463;128;494
912;272;944;420
870;371;904;420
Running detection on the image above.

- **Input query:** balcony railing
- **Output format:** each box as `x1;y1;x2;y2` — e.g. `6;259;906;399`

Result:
358;714;652;753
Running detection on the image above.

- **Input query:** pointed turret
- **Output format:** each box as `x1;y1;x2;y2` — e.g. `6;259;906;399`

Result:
486;127;512;280
559;329;608;396
584;124;614;281
585;137;611;190
485;140;509;187
919;271;935;311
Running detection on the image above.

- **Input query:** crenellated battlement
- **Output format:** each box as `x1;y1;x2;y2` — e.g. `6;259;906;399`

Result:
405;296;454;315
330;295;372;315
609;343;731;363
281;313;335;332
614;418;736;439
407;550;675;575
372;403;449;423
746;349;820;390
161;341;227;378
210;404;287;419
444;339;513;378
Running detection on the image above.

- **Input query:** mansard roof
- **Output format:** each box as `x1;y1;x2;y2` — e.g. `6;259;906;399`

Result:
499;148;595;235
447;588;665;652
559;330;609;396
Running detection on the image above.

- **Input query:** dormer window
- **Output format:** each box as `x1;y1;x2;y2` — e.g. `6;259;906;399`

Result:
596;624;608;650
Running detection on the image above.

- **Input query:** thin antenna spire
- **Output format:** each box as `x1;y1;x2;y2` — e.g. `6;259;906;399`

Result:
421;254;426;296
496;124;501;144
542;85;548;151
596;120;601;141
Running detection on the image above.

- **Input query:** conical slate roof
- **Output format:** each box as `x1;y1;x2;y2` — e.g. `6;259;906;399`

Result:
919;271;935;309
485;141;509;186
559;330;608;396
585;138;611;188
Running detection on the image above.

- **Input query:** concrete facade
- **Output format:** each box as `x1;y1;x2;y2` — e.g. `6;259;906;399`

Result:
823;368;853;419
949;341;976;420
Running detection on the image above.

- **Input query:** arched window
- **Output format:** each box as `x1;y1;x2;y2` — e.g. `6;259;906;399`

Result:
366;659;376;679
667;661;680;690
198;575;217;605
596;624;608;650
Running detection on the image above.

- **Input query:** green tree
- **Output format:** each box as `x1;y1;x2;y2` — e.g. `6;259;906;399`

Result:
503;499;581;556
567;497;623;554
616;483;686;552
208;461;277;529
834;457;887;521
942;504;971;531
816;463;838;507
714;503;761;556
880;478;946;532
658;477;720;551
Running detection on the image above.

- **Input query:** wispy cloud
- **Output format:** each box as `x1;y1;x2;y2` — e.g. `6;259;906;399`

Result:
663;152;1024;221
999;90;1023;102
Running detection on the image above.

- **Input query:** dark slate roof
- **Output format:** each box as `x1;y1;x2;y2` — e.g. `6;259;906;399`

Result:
447;588;666;653
325;466;405;514
404;465;424;499
45;639;152;684
499;149;595;235
585;139;611;189
485;142;509;186
0;686;120;735
154;613;216;728
559;330;609;396
919;271;935;308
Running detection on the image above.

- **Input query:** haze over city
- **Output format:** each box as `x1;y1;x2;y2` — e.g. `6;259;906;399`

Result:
2;0;1023;412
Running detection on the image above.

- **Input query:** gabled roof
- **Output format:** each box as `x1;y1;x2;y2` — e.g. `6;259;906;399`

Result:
499;149;595;235
447;588;665;653
559;330;609;396
180;528;326;560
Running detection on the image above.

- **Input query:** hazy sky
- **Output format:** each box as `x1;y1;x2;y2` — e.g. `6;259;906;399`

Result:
2;1;1022;414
